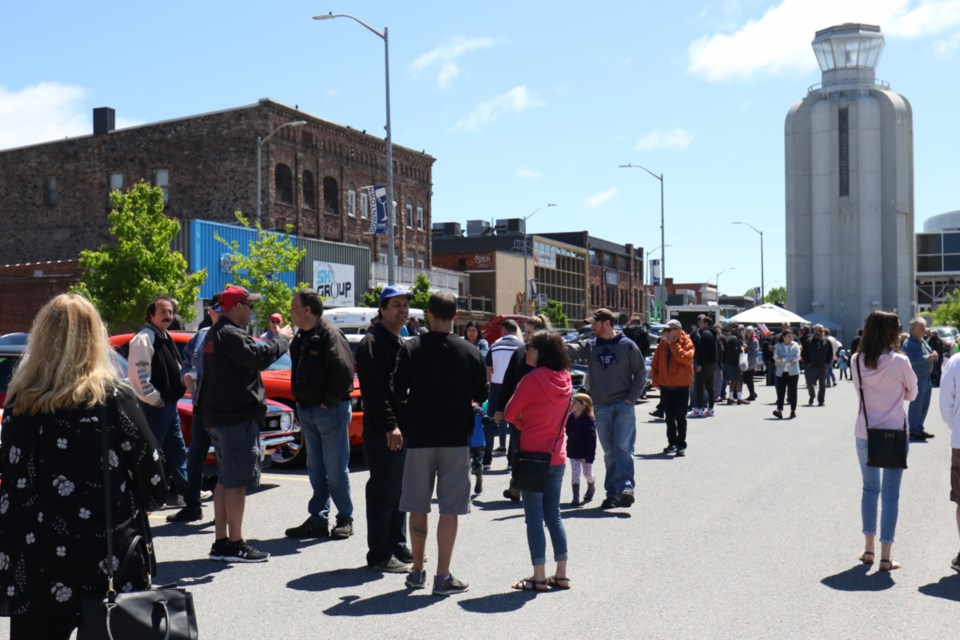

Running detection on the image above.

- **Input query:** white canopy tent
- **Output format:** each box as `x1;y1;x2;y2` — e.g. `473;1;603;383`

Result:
727;303;808;325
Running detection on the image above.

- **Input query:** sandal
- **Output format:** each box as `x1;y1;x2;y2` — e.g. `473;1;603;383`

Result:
878;559;901;572
511;577;549;592
547;575;571;590
858;551;875;565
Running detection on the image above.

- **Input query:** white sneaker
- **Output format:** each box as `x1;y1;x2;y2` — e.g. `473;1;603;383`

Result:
704;408;715;417
687;408;702;418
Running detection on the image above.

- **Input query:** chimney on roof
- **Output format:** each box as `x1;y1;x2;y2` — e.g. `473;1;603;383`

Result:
93;107;115;136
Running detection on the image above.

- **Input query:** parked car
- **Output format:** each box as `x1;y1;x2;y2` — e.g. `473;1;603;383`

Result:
930;325;958;353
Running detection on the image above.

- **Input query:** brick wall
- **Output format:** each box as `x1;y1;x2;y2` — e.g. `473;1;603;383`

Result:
0;260;81;333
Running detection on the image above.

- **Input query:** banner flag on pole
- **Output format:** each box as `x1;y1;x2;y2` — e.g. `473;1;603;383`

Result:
364;185;388;235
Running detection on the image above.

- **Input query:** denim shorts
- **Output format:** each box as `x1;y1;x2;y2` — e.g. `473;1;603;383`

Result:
207;419;261;489
399;447;471;515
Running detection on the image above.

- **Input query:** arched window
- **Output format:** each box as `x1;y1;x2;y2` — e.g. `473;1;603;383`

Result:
302;170;316;208
275;164;293;204
323;176;339;214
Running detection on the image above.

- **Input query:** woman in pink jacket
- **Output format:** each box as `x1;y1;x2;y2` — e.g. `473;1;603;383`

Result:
504;331;573;591
851;310;918;571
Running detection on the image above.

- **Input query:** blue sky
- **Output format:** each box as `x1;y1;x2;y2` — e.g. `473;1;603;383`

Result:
2;0;959;298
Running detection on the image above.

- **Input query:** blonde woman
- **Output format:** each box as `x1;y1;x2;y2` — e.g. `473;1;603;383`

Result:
0;294;167;640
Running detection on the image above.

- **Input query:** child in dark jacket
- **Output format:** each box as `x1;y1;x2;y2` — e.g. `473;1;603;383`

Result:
566;392;597;505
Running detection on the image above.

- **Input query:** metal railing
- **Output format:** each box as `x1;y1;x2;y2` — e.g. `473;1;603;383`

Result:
371;263;468;292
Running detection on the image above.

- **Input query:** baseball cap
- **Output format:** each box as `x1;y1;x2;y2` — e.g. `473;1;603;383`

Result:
220;286;261;310
664;319;682;330
269;313;283;323
380;284;413;306
207;292;222;309
587;308;616;323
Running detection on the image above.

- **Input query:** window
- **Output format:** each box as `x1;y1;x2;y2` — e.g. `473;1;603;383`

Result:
347;189;357;217
416;205;424;230
107;173;123;207
151;170;169;204
275;164;293;204
838;107;849;197
323;177;339;214
416;252;425;269
360;191;369;219
405;203;414;228
404;256;415;268
43;176;57;206
303;171;316;208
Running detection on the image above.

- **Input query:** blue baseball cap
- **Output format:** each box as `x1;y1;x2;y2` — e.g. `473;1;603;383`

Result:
380;285;413;306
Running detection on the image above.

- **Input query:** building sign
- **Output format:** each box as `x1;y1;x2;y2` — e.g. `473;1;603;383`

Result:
604;268;618;286
363;185;388;234
753;287;762;304
650;259;661;286
313;261;355;307
533;245;556;269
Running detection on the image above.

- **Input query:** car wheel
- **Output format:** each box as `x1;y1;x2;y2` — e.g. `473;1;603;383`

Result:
269;434;307;468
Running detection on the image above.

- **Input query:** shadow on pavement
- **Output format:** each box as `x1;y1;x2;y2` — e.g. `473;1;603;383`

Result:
288;566;385;592
820;564;895;591
323;590;441;616
155;557;231;587
560;508;630;519
150;519;215;538
471;499;523;512
253;536;331;558
635;452;674;460
458;590;538;613
918;574;960;601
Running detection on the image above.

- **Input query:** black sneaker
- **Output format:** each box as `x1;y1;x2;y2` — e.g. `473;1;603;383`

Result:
772;409;783;419
285;518;329;538
166;506;203;523
675;448;686;457
222;539;269;563
619;489;635;508
209;538;229;561
951;553;960;574
473;474;483;495
370;556;412;573
600;497;621;509
395;545;414;564
503;487;521;502
662;445;678;454
331;517;354;539
405;569;428;589
432;573;469;596
649;409;665;419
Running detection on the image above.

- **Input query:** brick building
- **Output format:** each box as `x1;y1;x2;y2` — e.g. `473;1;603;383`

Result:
0;99;435;269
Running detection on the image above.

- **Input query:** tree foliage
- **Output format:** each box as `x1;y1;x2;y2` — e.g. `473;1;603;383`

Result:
409;272;433;310
360;286;383;308
764;286;787;306
73;182;206;332
541;299;569;328
932;289;960;327
215;211;308;331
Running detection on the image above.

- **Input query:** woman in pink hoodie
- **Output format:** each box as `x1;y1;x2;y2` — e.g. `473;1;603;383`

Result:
851;310;918;571
504;331;573;591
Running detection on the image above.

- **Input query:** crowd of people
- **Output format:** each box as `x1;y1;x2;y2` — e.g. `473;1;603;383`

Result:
2;289;960;637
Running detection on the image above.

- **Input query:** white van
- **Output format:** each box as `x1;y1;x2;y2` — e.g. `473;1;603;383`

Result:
322;306;425;336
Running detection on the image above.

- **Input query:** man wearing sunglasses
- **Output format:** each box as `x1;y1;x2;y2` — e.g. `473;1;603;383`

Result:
197;285;292;563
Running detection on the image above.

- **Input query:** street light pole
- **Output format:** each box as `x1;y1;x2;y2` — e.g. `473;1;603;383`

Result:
257;120;306;228
620;164;665;317
523;203;556;314
733;221;765;302
314;12;396;285
715;266;735;301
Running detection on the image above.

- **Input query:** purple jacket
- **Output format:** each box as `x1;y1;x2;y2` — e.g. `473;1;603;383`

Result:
565;412;597;463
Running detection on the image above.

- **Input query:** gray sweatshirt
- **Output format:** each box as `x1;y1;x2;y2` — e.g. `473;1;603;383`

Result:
570;333;646;405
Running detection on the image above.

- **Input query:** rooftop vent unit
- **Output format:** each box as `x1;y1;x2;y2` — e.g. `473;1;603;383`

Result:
495;218;525;236
466;220;492;237
431;222;462;238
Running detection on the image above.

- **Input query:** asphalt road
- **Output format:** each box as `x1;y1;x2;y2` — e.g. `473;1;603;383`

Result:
142;379;960;640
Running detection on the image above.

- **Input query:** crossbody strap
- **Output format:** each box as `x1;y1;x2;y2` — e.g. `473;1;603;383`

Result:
549;399;572;455
855;356;869;428
99;403;116;596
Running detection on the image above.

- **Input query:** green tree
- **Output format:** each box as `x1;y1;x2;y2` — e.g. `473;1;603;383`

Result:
764;286;787;306
215;211;308;331
932;289;960;327
409;272;432;310
73;182;206;332
541;299;568;328
360;286;384;308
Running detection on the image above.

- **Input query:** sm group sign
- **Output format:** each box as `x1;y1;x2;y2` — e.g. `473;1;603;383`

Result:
313;261;355;308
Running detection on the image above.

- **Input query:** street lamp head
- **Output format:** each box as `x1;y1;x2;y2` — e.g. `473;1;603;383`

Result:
313;13;335;20
290;120;307;127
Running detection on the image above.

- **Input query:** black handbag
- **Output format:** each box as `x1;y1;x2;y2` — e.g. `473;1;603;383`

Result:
78;406;199;640
856;358;908;469
511;402;569;493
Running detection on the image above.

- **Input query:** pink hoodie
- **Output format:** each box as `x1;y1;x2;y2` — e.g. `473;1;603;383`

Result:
504;367;572;465
851;351;918;440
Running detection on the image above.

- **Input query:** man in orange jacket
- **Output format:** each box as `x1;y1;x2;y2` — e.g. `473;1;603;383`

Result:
651;319;696;457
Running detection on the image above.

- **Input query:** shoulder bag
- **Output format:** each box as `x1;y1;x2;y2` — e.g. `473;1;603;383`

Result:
855;358;908;469
512;402;569;493
79;405;199;640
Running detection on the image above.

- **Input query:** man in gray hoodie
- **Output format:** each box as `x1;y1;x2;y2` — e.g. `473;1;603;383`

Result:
568;308;646;509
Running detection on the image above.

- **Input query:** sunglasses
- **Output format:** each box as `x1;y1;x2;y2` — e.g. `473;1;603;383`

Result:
239;301;256;309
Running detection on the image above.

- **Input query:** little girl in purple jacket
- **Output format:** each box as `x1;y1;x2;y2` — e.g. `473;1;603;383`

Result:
566;393;597;505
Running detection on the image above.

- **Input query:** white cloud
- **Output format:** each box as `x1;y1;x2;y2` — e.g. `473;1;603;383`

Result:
584;187;619;210
687;0;960;81
451;86;546;132
933;30;960;54
515;166;543;180
634;127;695;152
325;88;340;98
0;82;142;149
412;36;496;88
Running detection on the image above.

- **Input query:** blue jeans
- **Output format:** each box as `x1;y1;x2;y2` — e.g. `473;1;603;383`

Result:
907;375;932;435
594;400;636;498
299;401;353;522
856;438;905;543
184;410;211;509
142;402;188;495
520;465;568;565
